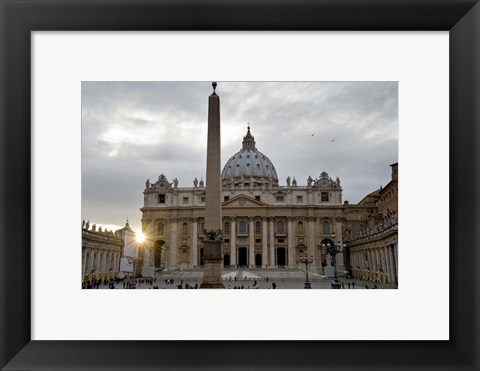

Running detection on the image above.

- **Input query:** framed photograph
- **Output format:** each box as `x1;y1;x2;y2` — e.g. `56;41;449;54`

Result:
1;0;479;370
80;80;399;292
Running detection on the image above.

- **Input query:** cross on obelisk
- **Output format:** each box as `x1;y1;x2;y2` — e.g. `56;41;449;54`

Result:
200;82;224;289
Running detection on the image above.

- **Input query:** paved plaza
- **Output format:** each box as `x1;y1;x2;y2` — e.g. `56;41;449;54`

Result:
90;268;396;290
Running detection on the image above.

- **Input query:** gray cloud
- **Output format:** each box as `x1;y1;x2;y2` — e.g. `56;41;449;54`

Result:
82;82;398;231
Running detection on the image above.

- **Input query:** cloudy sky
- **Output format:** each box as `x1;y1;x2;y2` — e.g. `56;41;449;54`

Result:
82;82;398;233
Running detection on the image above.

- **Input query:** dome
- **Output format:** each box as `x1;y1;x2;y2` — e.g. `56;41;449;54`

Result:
221;126;279;186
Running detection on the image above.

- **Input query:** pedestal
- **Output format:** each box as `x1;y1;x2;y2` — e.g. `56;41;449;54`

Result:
200;240;224;289
331;281;342;289
324;265;335;278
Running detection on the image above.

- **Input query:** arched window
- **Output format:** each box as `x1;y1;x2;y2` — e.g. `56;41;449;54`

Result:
224;221;230;234
323;221;330;234
255;221;261;234
239;220;246;233
277;220;285;234
182;222;188;235
298;221;304;234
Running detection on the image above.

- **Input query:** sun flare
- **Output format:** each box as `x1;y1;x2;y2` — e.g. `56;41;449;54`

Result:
135;231;145;243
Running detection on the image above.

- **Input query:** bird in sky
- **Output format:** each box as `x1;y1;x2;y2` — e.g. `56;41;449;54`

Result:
329;138;336;142
311;133;315;136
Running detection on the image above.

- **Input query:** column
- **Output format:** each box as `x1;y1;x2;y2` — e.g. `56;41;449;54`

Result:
169;218;177;268
98;253;103;277
109;253;118;276
249;218;255;267
394;243;398;276
307;217;316;258
108;253;113;274
114;253;119;276
95;252;101;277
383;246;390;281
191;218;198;267
262;217;268;267
287;217;294;267
334;218;345;271
230;217;236;268
364;251;368;278
81;252;86;278
307;217;316;269
269;218;275;267
379;249;385;281
390;245;398;283
352;252;358;272
374;249;380;281
368;250;374;280
370;250;375;280
89;252;95;279
388;245;396;284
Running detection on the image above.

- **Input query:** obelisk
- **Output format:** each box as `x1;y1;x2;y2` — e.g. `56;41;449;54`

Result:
200;82;224;289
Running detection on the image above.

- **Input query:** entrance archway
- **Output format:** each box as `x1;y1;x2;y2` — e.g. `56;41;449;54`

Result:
224;254;230;268
277;247;286;267
238;247;248;267
255;254;262;267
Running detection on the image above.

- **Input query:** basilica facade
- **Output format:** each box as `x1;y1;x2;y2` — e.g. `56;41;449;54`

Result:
140;127;347;274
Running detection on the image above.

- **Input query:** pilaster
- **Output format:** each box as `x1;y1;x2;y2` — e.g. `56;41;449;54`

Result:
262;217;268;267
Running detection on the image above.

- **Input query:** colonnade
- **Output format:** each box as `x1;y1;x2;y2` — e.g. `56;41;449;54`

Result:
350;243;398;284
82;249;121;282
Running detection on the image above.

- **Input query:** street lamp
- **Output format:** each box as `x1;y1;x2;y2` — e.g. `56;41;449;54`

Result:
299;252;314;289
322;239;344;289
126;243;143;288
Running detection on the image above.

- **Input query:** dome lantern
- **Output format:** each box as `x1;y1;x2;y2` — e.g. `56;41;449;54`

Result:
242;124;256;150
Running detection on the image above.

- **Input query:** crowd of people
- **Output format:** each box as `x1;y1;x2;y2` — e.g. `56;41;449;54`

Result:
83;276;385;289
82;278;120;289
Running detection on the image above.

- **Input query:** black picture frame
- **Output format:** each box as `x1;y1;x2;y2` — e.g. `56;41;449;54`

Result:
1;1;479;370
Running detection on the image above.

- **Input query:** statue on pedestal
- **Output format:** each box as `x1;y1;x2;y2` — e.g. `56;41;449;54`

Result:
326;254;333;266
